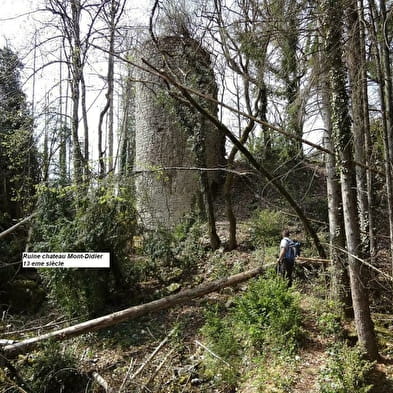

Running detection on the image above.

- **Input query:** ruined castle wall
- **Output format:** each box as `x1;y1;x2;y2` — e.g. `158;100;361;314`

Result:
134;36;225;227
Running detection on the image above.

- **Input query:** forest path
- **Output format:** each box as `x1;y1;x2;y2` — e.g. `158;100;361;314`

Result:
292;297;328;393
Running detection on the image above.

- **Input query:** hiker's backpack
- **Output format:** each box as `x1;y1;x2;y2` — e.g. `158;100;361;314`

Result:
285;239;301;261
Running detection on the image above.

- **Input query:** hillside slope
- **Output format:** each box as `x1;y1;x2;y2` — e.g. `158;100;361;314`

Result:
1;219;393;393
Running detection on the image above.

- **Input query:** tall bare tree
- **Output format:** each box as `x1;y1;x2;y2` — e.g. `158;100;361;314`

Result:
46;0;109;183
368;0;393;271
321;0;378;360
97;0;126;176
211;0;270;249
345;0;373;259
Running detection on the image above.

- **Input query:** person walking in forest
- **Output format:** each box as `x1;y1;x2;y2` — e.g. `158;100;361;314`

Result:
277;229;296;287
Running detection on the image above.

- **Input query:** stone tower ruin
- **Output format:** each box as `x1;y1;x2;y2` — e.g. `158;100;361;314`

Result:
134;36;225;227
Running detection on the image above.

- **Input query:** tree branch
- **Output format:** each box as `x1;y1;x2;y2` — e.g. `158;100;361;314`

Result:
0;213;37;240
141;59;326;258
132;166;254;176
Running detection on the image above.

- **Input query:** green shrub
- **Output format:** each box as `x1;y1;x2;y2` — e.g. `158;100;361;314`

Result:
318;342;374;393
143;228;175;266
199;275;303;389
24;341;88;393
317;299;344;338
250;209;286;248
199;306;241;389
32;181;136;317
234;274;302;352
142;217;205;282
0;224;31;310
172;218;205;267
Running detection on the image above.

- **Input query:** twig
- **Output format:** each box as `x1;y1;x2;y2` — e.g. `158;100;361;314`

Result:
327;243;393;282
2;375;29;393
2;316;76;337
131;328;176;380
119;358;135;393
180;373;192;393
0;354;33;393
133;166;254;177
91;371;111;393
141;347;177;391
195;340;232;368
296;257;331;264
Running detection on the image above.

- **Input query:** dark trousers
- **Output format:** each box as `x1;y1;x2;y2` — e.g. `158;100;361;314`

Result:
278;258;294;287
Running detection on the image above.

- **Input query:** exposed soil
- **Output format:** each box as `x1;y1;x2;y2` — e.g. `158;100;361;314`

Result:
292;298;329;393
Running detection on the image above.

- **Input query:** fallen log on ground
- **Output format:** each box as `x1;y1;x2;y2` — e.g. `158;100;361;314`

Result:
1;264;273;359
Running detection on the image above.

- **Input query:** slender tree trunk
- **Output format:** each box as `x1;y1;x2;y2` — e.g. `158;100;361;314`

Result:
259;84;270;160
203;173;220;250
98;109;106;177
81;73;89;173
321;82;349;309
224;170;237;250
59;126;67;182
69;54;85;185
224;120;255;250
59;49;67;183
43;94;49;182
98;17;115;176
108;81;114;173
346;1;370;256
97;0;119;177
378;0;393;179
369;0;393;272
71;77;83;184
65;69;71;178
70;0;85;184
58;57;68;183
195;118;220;250
107;0;116;173
359;0;376;261
282;3;303;159
119;71;135;177
323;0;378;360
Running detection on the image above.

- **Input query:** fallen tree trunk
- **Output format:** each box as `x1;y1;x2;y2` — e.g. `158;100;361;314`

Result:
0;213;37;240
1;264;273;358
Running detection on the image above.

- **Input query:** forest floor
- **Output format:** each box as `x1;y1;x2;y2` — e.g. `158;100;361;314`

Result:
2;220;393;392
291;297;329;393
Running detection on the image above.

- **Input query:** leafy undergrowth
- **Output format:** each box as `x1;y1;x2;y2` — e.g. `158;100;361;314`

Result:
1;222;393;392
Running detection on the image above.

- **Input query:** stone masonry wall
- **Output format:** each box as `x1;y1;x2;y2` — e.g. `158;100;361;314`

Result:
134;36;225;227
